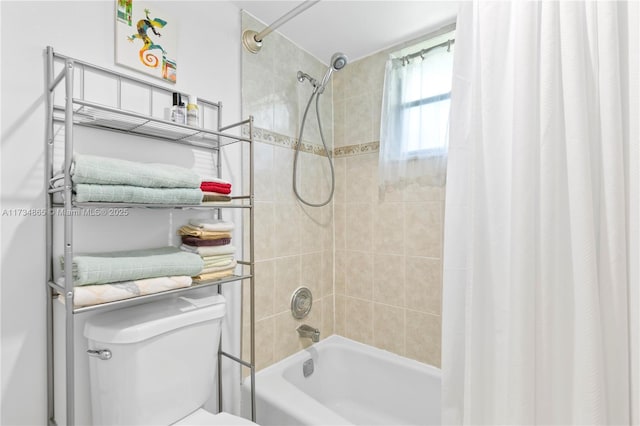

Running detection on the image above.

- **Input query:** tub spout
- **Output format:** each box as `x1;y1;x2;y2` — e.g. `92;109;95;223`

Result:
297;324;320;343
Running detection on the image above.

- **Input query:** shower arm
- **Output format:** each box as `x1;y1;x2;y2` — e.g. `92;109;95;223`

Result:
242;0;320;53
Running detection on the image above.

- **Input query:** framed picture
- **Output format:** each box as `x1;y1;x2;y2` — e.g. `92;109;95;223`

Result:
115;0;178;83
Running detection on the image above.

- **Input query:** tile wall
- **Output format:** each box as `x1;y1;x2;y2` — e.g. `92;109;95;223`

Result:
242;11;444;369
332;50;444;367
241;12;335;371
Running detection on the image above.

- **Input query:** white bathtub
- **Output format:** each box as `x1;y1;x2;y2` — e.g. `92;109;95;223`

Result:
241;335;441;425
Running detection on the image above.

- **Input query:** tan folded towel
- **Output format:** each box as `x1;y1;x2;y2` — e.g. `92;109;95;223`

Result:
192;268;235;283
177;225;231;239
202;192;232;202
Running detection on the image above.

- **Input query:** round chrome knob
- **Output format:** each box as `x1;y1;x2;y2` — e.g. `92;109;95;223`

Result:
291;287;313;319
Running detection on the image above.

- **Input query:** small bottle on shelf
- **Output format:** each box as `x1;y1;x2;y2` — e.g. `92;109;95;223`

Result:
186;95;199;127
170;92;186;124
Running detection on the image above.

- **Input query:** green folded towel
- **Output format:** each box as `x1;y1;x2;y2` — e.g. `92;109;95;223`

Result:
74;184;203;204
62;246;204;286
71;154;201;188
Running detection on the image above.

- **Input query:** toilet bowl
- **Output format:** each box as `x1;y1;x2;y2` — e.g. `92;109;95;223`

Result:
84;293;257;426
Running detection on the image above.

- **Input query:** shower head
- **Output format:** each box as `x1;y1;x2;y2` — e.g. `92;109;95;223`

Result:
318;52;348;93
330;52;348;71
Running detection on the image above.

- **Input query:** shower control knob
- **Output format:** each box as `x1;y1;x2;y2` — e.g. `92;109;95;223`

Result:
291;287;313;319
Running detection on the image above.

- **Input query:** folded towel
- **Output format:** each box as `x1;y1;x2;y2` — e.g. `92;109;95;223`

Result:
72;154;201;188
180;244;236;257
201;201;233;206
200;259;237;274
188;219;235;232
57;276;192;308
74;184;203;205
63;246;204;286
177;225;231;239
201;176;232;185
201;179;231;188
201;192;232;202
181;236;231;247
192;268;235;283
200;182;231;194
202;255;235;268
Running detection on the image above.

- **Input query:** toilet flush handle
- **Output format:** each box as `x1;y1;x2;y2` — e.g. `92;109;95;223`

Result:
87;349;112;360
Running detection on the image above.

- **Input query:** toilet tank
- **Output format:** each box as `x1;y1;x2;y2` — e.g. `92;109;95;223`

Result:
84;294;226;426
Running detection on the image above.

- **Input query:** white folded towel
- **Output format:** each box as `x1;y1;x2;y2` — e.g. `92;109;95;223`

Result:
180;244;236;257
200;176;232;185
188;219;235;232
201;260;237;274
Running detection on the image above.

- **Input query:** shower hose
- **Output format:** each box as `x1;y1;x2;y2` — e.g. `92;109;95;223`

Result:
292;89;335;207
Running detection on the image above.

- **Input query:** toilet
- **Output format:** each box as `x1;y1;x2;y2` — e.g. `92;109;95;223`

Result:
84;293;257;426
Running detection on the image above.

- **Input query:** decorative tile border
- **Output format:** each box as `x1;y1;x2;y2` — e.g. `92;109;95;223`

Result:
333;141;380;158
241;125;328;156
241;124;380;158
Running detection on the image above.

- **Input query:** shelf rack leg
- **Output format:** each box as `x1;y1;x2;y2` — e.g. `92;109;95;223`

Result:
249;116;256;422
63;59;76;426
217;102;224;413
45;45;56;426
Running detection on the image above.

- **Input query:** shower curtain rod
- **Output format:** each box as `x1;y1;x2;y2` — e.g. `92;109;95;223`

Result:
242;0;320;54
399;38;456;65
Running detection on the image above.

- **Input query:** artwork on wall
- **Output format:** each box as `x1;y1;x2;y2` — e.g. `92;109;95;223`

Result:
115;0;177;83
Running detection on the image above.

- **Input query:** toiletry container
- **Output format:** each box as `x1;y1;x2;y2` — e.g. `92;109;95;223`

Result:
187;95;200;127
171;92;187;124
84;294;257;425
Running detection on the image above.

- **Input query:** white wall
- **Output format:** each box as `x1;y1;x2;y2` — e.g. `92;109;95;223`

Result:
1;1;243;424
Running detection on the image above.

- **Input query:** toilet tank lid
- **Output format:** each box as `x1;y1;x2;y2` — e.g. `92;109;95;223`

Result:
84;294;226;344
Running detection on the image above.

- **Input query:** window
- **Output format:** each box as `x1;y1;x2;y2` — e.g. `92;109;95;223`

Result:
379;30;455;190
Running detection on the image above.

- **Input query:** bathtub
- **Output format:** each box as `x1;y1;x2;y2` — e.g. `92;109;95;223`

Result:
241;335;441;425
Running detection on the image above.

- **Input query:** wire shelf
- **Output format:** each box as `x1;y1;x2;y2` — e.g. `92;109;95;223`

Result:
48;273;253;315
53;102;249;149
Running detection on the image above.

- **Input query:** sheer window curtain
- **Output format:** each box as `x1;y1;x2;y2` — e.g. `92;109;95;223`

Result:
442;1;639;425
378;41;453;194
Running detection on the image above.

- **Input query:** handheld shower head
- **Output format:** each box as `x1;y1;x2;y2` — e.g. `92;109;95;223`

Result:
318;52;348;93
330;52;348;71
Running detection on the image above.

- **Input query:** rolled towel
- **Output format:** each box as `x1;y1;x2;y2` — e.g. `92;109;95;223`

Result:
71;153;201;188
188;219;234;232
181;236;231;247
180;244;236;257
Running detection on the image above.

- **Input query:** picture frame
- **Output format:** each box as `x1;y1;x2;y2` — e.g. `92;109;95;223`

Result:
115;0;178;83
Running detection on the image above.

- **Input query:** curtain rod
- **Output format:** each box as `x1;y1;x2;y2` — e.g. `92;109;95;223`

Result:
242;0;320;54
399;39;456;65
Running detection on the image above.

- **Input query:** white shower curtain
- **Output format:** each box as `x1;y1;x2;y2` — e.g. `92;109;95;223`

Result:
442;1;639;425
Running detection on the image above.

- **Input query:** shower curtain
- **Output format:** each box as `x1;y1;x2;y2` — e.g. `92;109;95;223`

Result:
442;1;639;425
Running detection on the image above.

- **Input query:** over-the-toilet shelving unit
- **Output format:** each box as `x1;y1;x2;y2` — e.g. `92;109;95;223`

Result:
44;46;255;425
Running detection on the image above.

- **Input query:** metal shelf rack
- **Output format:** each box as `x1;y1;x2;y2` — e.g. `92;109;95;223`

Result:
44;46;256;425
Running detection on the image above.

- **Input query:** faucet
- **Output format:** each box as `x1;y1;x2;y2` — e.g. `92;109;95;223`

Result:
297;324;320;343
